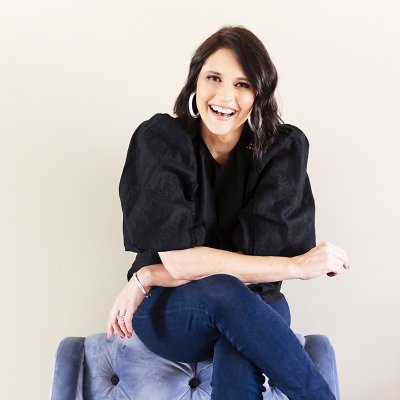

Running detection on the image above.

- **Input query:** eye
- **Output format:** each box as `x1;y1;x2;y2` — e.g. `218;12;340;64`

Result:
206;75;251;89
206;75;221;82
236;82;251;89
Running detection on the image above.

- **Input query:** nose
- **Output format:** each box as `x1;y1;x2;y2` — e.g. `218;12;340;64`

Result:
216;83;234;102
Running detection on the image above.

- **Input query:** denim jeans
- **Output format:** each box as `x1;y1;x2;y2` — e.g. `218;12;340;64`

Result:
132;274;336;400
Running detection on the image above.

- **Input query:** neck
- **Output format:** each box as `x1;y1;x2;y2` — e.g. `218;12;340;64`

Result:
199;121;243;165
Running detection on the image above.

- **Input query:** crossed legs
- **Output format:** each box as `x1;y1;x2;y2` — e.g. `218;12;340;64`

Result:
132;274;335;400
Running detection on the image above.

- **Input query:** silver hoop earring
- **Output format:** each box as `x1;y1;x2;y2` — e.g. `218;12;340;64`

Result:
247;113;255;131
189;91;200;118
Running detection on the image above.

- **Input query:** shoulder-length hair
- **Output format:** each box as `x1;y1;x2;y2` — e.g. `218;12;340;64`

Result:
173;25;284;163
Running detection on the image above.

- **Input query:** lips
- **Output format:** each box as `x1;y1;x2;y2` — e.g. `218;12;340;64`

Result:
210;104;237;114
208;104;237;119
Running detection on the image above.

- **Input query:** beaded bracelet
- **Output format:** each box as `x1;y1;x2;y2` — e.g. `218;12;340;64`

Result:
133;272;151;298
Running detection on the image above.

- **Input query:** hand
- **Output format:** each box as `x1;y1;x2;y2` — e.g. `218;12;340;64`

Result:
292;241;350;280
107;272;150;340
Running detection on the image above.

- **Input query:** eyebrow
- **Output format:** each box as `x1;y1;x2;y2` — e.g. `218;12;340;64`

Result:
204;70;251;82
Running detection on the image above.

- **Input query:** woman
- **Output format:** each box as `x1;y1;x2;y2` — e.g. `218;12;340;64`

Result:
107;26;349;400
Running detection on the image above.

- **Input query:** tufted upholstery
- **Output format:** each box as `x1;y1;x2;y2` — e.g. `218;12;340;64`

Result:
50;332;340;400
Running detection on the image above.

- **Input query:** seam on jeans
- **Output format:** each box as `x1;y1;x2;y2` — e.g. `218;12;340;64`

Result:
134;307;210;318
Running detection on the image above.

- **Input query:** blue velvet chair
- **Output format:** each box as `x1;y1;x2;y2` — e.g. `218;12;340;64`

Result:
50;332;340;399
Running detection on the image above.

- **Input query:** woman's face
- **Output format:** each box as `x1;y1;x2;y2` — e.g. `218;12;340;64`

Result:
195;47;257;139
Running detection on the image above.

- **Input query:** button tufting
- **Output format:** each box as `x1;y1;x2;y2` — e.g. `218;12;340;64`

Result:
188;377;200;388
111;375;120;385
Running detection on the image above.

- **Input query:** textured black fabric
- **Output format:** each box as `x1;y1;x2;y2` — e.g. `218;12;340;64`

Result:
193;126;252;253
119;113;316;302
119;114;206;258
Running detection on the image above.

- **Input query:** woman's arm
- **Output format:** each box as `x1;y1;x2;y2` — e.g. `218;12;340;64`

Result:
158;242;349;283
108;263;190;340
108;242;349;339
137;263;191;288
158;247;296;283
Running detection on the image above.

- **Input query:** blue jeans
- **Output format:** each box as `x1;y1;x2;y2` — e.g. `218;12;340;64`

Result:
132;274;336;400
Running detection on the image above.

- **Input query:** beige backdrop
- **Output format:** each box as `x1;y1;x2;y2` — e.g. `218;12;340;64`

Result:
1;1;399;399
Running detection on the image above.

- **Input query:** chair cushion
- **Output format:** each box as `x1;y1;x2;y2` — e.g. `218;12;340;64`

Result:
51;332;339;400
82;333;306;400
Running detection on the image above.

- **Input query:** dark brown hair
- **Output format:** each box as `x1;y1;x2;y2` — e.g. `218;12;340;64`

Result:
173;25;284;162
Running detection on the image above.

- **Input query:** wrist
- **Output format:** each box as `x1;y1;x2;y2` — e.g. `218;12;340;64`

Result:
137;266;153;290
288;256;302;279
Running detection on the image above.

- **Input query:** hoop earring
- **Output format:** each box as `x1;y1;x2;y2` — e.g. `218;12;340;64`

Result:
189;91;200;118
247;112;255;131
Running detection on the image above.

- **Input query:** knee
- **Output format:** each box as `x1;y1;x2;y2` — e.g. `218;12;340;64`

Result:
200;274;244;292
194;274;250;308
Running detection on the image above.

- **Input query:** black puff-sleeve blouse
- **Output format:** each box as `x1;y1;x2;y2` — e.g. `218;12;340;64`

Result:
119;113;316;302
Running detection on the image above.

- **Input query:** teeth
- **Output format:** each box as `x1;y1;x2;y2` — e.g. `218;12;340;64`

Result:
210;105;236;115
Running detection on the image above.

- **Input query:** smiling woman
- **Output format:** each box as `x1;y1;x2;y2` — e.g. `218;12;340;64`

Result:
108;25;349;400
195;48;258;163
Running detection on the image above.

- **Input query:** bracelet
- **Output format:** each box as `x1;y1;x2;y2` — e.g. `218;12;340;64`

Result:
133;272;151;298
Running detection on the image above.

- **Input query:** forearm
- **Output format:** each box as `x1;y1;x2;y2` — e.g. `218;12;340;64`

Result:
158;246;299;283
136;263;191;288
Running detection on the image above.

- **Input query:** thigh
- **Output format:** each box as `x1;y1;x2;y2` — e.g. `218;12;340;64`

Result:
132;283;222;363
265;295;291;327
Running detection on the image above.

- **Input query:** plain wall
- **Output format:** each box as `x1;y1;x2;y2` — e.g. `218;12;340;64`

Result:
1;1;399;399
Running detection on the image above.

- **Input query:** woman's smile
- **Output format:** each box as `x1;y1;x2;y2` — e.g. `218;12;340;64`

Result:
208;104;237;120
195;47;257;141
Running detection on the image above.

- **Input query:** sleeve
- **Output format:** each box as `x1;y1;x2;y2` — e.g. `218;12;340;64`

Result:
119;114;206;277
232;125;316;258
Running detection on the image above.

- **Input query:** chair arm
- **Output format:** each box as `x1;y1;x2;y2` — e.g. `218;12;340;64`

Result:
50;337;85;400
304;334;340;400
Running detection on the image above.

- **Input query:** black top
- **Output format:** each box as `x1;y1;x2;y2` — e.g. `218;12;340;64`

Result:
119;113;316;302
192;123;252;253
